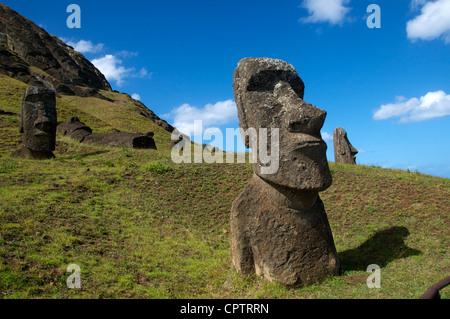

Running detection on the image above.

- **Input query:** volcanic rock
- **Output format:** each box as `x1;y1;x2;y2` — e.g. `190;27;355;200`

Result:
231;57;339;287
12;86;57;159
333;127;358;164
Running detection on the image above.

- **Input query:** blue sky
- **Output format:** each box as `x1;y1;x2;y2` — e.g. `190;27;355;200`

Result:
3;0;450;177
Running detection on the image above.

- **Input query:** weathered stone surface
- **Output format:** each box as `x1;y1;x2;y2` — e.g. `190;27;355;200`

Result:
57;117;157;150
57;117;92;143
231;57;339;287
83;132;156;149
0;4;177;135
0;4;111;93
12;86;57;159
233;57;331;191
333;127;358;164
231;175;340;286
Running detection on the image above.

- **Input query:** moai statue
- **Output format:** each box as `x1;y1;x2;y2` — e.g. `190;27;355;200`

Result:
57;117;157;149
12;86;57;159
231;58;340;287
333;127;358;164
57;116;93;142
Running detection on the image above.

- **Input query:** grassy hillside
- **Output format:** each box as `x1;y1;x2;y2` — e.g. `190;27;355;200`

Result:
0;74;449;299
0;74;172;149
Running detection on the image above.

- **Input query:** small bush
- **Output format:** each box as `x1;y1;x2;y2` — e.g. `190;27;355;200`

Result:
143;162;172;174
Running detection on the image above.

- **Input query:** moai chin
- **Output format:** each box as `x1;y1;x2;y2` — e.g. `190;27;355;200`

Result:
333;127;358;164
231;58;340;287
12;86;57;159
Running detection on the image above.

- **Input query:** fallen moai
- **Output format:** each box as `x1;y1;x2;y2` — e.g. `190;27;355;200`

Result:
57;117;157;150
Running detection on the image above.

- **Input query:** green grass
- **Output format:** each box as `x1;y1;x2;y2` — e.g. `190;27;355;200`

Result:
0;74;449;299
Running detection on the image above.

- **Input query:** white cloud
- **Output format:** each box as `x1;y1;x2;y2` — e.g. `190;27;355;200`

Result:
373;90;450;123
407;0;450;43
410;0;428;11
164;100;237;138
300;0;351;25
321;131;333;142
139;68;149;77
91;54;134;86
67;39;104;53
131;93;141;100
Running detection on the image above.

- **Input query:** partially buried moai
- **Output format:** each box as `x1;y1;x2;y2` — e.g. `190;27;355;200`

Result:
12;86;57;159
231;58;340;287
333;127;358;164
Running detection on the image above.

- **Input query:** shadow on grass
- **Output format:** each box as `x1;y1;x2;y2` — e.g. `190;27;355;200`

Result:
338;226;422;272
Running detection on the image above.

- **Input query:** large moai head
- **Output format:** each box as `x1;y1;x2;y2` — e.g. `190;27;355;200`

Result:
20;86;57;154
233;58;332;192
333;127;358;164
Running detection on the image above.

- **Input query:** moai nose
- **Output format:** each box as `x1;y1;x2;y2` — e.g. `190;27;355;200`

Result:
34;119;53;133
274;81;326;135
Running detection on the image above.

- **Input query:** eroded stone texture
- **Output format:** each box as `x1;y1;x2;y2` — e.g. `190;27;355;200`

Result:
56;117;157;149
83;132;156;149
333;127;358;164
12;86;57;159
231;57;339;287
57;117;92;143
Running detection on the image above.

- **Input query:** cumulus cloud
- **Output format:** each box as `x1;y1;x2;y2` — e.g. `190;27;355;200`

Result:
91;55;134;86
407;0;450;43
321;131;333;142
164;100;238;138
59;38;151;87
410;0;428;11
373;90;450;123
91;55;150;86
131;93;141;100
300;0;351;25
66;39;104;53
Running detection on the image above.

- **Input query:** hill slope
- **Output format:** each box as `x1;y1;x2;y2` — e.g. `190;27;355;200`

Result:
0;2;448;301
0;96;449;298
0;3;110;94
0;74;173;151
0;3;174;136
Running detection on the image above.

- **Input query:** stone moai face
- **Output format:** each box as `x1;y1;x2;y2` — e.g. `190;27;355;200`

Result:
333;127;358;164
20;86;57;153
233;58;332;192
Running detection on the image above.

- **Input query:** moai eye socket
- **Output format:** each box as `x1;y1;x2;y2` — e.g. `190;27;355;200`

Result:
247;70;305;99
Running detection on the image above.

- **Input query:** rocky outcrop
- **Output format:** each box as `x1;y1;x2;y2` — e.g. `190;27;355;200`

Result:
333;127;358;164
231;58;339;287
0;4;111;94
0;4;176;135
12;86;57;159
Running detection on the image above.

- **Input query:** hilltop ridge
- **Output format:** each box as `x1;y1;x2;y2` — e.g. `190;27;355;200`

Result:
0;3;174;135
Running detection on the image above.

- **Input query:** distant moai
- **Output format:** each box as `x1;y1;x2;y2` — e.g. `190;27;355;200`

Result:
12;86;57;159
333;127;358;164
231;58;340;287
